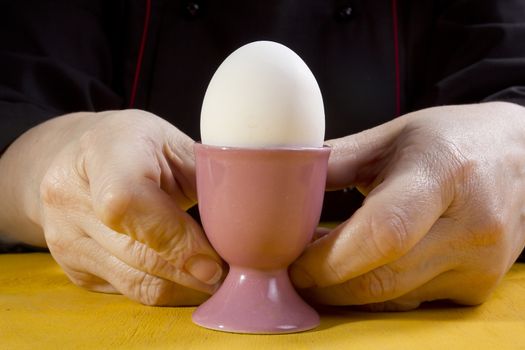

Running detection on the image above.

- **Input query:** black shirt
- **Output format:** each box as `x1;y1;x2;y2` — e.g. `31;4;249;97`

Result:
1;0;525;224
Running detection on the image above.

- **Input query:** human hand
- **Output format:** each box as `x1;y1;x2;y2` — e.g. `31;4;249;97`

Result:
36;110;223;305
290;102;525;311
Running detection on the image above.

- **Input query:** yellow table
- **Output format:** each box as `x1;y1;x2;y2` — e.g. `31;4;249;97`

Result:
1;253;524;349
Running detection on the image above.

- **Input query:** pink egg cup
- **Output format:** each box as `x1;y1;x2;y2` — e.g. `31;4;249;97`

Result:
192;143;330;334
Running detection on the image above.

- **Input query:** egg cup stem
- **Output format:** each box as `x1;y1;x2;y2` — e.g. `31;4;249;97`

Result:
193;267;319;334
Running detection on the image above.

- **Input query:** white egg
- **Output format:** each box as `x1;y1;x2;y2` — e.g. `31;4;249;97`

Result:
200;41;325;148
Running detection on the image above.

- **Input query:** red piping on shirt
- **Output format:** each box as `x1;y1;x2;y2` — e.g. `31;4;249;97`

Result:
129;0;152;108
391;0;401;117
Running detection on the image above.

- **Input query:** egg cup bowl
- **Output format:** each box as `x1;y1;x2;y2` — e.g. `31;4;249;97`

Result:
192;143;330;334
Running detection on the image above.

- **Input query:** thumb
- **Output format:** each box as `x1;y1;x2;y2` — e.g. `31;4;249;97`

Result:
326;116;408;190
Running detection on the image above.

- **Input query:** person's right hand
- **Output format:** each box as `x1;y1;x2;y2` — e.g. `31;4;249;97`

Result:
1;110;223;305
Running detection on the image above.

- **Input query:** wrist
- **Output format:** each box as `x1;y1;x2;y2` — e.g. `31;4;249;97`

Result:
0;112;99;245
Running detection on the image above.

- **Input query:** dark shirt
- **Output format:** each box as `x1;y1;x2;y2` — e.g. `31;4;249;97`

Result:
3;0;525;143
1;0;525;256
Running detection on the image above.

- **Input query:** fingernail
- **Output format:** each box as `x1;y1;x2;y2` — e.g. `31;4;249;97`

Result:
290;266;315;289
184;255;222;285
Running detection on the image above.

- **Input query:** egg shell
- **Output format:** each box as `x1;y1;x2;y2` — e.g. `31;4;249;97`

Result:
200;41;325;148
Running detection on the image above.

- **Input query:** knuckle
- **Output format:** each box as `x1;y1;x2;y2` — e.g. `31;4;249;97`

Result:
96;186;133;229
356;266;398;301
40;167;71;207
369;210;410;259
135;273;172;306
323;257;348;286
134;217;186;255
135;243;171;275
437;139;474;182
158;219;193;259
134;243;152;270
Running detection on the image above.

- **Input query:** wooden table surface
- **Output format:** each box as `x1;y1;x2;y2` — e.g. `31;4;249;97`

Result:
1;253;524;349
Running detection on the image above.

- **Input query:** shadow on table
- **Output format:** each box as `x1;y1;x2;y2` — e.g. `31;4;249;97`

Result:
314;301;482;332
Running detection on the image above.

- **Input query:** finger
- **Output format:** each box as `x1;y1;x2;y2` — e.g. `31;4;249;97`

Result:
53;171;222;291
94;177;222;286
300;218;459;305
82;214;222;294
64;235;209;306
163;125;199;207
356;269;492;312
82;134;222;286
290;158;454;289
42;198;211;305
42;210;120;295
325;116;408;190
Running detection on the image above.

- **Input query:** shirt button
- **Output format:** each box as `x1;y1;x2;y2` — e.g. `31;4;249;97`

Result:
335;4;353;21
184;1;203;18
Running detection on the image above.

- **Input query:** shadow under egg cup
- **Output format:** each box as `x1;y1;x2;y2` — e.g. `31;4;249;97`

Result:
192;143;330;334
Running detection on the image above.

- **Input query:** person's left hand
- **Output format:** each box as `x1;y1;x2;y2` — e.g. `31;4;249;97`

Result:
290;102;525;311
